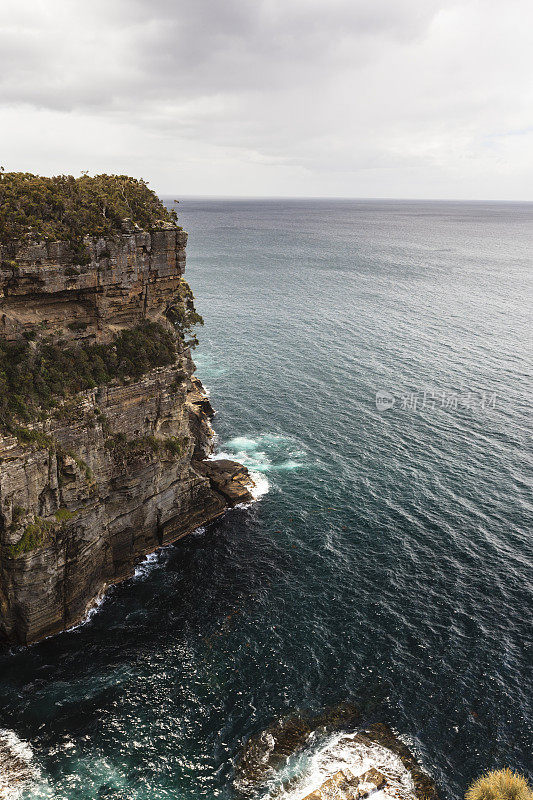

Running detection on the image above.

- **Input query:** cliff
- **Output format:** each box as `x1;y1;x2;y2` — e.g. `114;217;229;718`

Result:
0;216;253;645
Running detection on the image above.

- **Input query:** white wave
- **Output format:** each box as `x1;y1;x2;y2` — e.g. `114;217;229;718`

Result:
193;353;228;379
214;433;307;479
257;731;416;800
225;436;260;451
275;460;300;471
24;580;111;647
249;471;270;500
209;453;270;502
133;550;161;579
41;588;109;641
0;728;38;799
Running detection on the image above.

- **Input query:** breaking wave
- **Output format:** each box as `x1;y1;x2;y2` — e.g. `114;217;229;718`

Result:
211;432;309;502
250;731;415;800
214;433;307;479
0;728;37;799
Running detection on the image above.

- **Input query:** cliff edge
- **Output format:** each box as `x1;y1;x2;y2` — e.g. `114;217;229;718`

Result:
0;173;254;645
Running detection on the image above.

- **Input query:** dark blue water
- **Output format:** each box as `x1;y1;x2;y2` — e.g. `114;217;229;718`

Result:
1;199;532;799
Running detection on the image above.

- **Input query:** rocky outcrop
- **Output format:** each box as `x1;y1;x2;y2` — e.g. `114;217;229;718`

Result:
234;707;439;800
302;766;387;800
0;224;254;645
0;728;36;798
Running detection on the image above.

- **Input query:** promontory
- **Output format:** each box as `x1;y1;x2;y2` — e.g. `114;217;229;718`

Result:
0;172;253;645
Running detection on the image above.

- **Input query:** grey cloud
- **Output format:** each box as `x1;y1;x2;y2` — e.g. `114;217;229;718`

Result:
0;0;442;111
0;0;531;200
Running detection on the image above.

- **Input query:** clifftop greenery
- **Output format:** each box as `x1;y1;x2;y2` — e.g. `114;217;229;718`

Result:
0;321;176;430
0;171;178;248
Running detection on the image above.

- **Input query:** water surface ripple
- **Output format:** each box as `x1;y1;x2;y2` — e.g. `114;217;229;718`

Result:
0;199;531;799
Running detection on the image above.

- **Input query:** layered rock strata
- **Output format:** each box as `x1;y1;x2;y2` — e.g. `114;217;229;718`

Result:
0;223;253;645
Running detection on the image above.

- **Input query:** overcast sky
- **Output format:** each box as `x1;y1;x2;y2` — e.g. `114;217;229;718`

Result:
1;0;532;199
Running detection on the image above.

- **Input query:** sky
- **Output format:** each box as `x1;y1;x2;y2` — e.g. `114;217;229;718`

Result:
0;0;532;200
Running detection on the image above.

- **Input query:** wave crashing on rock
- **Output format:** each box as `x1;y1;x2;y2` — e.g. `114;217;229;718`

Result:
234;707;438;800
0;729;37;799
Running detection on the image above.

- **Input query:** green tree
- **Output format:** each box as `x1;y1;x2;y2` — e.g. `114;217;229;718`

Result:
0;172;180;254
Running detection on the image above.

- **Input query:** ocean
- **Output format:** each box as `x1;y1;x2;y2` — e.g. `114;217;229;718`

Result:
0;198;531;799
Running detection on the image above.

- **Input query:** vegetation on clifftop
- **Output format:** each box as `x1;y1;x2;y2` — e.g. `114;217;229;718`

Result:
0;321;176;429
0;171;179;250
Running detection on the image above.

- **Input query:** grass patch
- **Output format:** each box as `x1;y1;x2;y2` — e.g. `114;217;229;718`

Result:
163;436;185;457
7;516;55;557
466;769;532;800
7;506;78;557
54;507;78;526
106;433;187;460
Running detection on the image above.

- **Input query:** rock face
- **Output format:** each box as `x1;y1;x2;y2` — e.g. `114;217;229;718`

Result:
0;222;187;342
302;766;387;800
0;223;254;645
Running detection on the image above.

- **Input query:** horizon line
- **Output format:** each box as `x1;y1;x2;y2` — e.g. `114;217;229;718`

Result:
159;194;533;204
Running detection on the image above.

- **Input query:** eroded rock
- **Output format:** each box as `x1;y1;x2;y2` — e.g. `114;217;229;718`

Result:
234;707;438;800
0;226;255;645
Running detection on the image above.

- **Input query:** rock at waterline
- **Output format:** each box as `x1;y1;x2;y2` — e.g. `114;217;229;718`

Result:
302;766;390;800
0;729;37;799
234;706;439;800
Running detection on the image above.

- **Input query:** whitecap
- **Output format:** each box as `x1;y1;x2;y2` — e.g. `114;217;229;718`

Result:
275;460;300;471
42;588;109;641
215;432;308;479
225;436;259;451
133;550;161;579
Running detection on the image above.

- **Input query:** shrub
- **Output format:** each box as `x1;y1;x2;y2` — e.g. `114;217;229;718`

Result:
466;769;532;800
13;427;54;449
7;516;55;557
0;172;179;248
0;321;176;430
165;278;203;348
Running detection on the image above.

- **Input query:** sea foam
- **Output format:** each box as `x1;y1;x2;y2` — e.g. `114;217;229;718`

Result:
0;729;38;799
256;731;416;800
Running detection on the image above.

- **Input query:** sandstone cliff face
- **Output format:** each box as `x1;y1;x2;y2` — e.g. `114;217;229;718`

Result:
0;222;186;342
0;224;253;645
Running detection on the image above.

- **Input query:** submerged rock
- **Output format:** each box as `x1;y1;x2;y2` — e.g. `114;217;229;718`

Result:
234;706;439;800
235;703;361;792
302;766;386;800
359;724;439;800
